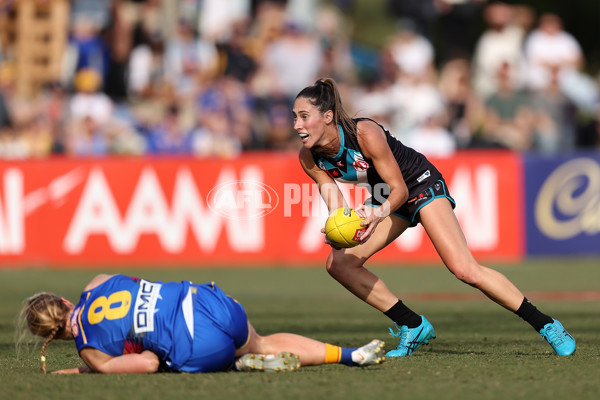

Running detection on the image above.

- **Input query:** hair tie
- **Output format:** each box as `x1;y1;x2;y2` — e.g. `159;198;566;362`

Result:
41;355;46;362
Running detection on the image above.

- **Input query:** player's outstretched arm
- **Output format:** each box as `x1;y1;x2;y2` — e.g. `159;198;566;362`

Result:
80;348;160;374
51;366;93;374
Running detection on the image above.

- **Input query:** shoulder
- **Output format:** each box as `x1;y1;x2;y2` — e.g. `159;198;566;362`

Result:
356;119;386;140
83;274;115;292
355;119;391;159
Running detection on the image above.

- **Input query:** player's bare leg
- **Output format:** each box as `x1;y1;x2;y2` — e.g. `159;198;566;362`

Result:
419;198;524;310
420;198;576;355
235;322;385;370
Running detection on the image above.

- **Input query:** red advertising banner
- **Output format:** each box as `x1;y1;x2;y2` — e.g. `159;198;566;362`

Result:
0;151;523;268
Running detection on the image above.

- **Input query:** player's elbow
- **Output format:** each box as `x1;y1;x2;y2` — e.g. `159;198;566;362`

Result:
140;351;160;373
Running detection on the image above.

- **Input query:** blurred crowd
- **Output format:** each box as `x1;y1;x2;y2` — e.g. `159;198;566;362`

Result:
0;0;599;160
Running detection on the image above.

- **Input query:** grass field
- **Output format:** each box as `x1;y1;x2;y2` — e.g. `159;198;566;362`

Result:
1;259;599;400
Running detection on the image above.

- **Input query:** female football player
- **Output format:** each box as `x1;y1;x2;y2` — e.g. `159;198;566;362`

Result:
19;273;385;374
293;78;575;357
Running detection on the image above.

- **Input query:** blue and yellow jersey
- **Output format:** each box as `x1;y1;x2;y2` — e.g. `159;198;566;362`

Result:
70;275;196;371
311;118;443;206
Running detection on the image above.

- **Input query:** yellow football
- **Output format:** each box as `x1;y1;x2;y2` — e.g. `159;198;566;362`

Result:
324;207;366;248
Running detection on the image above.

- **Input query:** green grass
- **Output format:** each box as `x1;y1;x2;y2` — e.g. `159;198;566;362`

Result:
1;259;599;400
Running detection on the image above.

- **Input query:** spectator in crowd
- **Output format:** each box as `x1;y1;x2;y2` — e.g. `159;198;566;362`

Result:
62;17;111;89
163;20;219;99
0;1;598;159
480;62;535;150
127;22;166;98
190;77;246;157
524;13;582;92
471;1;527;99
65;115;109;156
217;19;257;84
529;66;577;153
314;6;356;83
69;68;114;126
437;58;485;148
404;112;457;158
524;13;598;113
144;103;194;155
387;18;435;84
387;72;447;141
255;20;323;105
434;0;485;63
68;68;144;155
198;0;250;43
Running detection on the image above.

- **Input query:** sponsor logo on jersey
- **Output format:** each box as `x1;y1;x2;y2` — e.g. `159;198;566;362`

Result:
326;168;342;178
408;192;429;205
133;280;162;334
417;170;431;183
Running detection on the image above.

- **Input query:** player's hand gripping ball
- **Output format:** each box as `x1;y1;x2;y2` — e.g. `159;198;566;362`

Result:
324;207;367;248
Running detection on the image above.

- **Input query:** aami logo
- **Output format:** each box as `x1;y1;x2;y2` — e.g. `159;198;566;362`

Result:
133;280;161;334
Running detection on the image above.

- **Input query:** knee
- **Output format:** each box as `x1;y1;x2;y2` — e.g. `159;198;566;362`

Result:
325;253;358;281
450;262;484;287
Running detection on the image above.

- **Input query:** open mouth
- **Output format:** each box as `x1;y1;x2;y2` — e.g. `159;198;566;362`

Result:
298;133;309;141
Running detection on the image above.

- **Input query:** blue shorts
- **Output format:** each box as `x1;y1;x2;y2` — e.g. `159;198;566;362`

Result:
180;283;250;373
365;179;455;227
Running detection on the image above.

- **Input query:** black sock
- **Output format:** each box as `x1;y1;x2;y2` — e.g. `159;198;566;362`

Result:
515;298;554;332
384;300;422;328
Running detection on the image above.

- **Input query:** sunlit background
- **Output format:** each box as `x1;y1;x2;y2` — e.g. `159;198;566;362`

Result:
0;0;599;267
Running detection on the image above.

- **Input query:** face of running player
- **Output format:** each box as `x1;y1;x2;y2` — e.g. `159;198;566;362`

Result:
292;97;334;149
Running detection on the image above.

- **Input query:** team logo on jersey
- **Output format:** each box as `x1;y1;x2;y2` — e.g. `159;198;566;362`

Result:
70;307;81;338
352;158;369;173
123;338;144;354
133;280;162;334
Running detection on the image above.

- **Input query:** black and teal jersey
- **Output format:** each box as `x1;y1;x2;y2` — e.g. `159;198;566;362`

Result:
311;118;443;206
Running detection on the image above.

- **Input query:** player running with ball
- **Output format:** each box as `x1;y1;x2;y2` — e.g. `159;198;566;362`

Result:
293;78;576;357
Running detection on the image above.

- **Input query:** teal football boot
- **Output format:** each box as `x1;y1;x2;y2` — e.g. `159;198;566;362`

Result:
540;319;576;356
386;316;436;357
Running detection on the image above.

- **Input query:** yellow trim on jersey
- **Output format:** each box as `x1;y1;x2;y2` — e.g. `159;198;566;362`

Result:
78;292;91;345
78;304;87;345
238;329;252;350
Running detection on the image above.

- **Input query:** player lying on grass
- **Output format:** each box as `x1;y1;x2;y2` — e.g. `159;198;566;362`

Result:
19;274;385;374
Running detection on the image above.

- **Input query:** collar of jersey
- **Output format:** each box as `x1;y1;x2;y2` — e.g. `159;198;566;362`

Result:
328;125;345;160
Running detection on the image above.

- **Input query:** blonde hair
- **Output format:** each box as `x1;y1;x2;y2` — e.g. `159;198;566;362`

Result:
17;292;71;373
296;78;357;136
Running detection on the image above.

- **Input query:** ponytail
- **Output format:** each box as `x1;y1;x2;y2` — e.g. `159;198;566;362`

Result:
296;78;357;136
18;292;70;373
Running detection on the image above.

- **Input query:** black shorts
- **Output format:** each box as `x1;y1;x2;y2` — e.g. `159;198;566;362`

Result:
365;179;456;227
